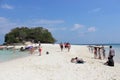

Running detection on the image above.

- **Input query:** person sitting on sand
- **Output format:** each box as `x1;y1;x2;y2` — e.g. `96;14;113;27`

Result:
71;57;84;64
71;58;77;63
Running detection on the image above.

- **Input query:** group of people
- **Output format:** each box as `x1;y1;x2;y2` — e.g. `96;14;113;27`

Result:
20;44;42;56
59;42;71;52
39;44;116;67
20;42;116;67
93;46;105;59
93;45;115;67
40;44;115;67
88;45;106;59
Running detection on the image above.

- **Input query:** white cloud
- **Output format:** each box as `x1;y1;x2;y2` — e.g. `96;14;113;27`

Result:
34;19;64;25
1;4;14;9
88;27;96;32
71;24;84;31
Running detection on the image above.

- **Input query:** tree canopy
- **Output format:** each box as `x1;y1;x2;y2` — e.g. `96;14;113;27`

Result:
4;27;56;44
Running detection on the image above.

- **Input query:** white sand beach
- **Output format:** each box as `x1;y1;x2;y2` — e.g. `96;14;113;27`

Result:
0;44;120;80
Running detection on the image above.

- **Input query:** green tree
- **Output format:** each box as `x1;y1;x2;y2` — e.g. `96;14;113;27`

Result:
4;27;56;44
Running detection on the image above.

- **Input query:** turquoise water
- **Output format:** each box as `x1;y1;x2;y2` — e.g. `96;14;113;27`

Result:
0;49;30;62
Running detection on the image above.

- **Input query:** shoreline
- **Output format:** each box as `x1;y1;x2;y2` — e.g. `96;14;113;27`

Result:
0;44;120;80
0;43;120;64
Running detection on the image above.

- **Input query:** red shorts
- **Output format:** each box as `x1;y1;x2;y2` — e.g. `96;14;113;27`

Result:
39;48;42;52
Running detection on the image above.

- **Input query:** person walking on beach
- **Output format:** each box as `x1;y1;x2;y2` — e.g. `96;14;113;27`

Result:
104;46;115;66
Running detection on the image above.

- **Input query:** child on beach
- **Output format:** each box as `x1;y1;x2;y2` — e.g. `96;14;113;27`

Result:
38;46;42;56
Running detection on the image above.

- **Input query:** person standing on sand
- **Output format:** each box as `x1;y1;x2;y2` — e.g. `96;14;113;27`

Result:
67;42;71;52
59;42;63;51
94;47;97;59
38;46;42;56
104;46;115;66
102;46;106;59
38;41;41;46
98;47;101;59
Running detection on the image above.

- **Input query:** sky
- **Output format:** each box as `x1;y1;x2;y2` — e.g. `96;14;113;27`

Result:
0;0;120;44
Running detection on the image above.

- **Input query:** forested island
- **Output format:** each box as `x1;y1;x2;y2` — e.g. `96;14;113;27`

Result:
4;27;56;45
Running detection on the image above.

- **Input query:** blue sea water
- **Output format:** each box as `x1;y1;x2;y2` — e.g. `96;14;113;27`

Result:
0;49;30;62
